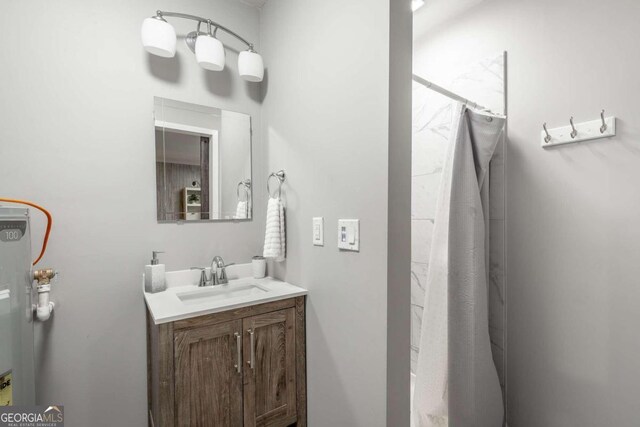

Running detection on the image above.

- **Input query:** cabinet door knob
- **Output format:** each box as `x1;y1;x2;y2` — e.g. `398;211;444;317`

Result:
234;332;242;374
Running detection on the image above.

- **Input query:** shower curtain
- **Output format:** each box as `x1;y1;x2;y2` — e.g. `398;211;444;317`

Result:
413;103;506;427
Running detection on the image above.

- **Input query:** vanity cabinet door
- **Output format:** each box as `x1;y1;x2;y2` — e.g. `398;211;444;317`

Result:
174;320;244;427
243;308;297;427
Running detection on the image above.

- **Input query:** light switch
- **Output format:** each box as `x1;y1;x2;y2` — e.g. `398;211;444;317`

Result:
337;219;359;252
313;217;324;246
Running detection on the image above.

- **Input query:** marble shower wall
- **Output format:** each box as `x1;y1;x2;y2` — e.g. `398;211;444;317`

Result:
410;53;506;391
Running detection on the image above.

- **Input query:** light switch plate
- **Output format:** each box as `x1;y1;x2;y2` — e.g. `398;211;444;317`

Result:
337;219;359;252
313;217;324;246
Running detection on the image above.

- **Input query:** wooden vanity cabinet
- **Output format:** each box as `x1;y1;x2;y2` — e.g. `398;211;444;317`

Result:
243;308;297;427
147;296;306;427
174;320;243;427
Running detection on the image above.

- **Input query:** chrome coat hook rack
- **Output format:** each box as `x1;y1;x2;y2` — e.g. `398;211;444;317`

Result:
541;109;616;148
600;110;607;133
569;117;578;139
543;123;552;143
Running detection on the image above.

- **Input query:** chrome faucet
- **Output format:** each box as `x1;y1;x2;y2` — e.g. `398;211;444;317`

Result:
191;256;233;287
211;256;234;285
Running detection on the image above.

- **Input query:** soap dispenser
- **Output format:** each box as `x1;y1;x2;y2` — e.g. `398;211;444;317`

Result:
144;251;166;293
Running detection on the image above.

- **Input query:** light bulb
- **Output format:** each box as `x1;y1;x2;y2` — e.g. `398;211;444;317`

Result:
196;34;225;71
141;16;176;58
238;50;264;82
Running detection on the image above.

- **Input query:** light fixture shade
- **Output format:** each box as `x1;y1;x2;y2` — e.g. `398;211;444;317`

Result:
238;51;264;82
141;17;176;58
196;35;225;71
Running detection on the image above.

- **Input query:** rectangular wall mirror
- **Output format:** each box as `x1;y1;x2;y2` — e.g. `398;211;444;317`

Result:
154;97;252;222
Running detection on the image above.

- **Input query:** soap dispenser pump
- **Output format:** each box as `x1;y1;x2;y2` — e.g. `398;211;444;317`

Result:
145;251;166;293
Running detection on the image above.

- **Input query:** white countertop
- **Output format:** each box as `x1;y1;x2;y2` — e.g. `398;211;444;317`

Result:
143;264;308;325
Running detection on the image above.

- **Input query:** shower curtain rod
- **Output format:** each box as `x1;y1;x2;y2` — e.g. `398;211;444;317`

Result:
412;74;487;111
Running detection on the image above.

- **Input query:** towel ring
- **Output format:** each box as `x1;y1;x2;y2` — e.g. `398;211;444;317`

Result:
267;170;286;199
237;179;251;202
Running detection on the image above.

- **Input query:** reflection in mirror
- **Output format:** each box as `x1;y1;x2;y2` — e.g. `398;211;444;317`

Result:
154;97;252;222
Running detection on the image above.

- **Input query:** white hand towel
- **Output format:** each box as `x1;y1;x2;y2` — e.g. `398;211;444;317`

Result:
235;201;248;219
263;197;285;262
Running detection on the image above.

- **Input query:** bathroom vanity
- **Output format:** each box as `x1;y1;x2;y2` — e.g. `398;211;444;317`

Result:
145;267;307;427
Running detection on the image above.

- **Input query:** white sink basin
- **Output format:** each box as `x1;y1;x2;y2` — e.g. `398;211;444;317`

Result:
176;283;268;305
143;264;308;324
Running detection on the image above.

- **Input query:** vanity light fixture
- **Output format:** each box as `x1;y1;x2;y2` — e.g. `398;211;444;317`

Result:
141;10;264;82
195;21;225;71
238;50;264;82
141;14;176;57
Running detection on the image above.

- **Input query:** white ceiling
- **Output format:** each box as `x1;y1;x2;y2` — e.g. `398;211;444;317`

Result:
236;0;268;9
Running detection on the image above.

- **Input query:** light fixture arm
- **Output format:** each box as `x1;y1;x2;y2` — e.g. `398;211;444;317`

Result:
156;10;254;50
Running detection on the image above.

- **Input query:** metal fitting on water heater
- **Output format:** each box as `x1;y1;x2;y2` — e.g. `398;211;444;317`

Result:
33;268;56;321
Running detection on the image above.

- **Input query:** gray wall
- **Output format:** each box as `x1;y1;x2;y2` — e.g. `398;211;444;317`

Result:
415;0;640;425
0;1;264;425
387;1;413;425
260;0;410;425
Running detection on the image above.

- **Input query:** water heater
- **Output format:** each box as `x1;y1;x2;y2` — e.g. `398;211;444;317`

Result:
0;206;36;406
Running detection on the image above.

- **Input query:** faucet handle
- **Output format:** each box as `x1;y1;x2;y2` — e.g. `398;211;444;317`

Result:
190;267;209;287
217;262;235;283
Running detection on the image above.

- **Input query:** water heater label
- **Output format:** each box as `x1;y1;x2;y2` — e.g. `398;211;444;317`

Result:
0;371;11;406
0;221;26;242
